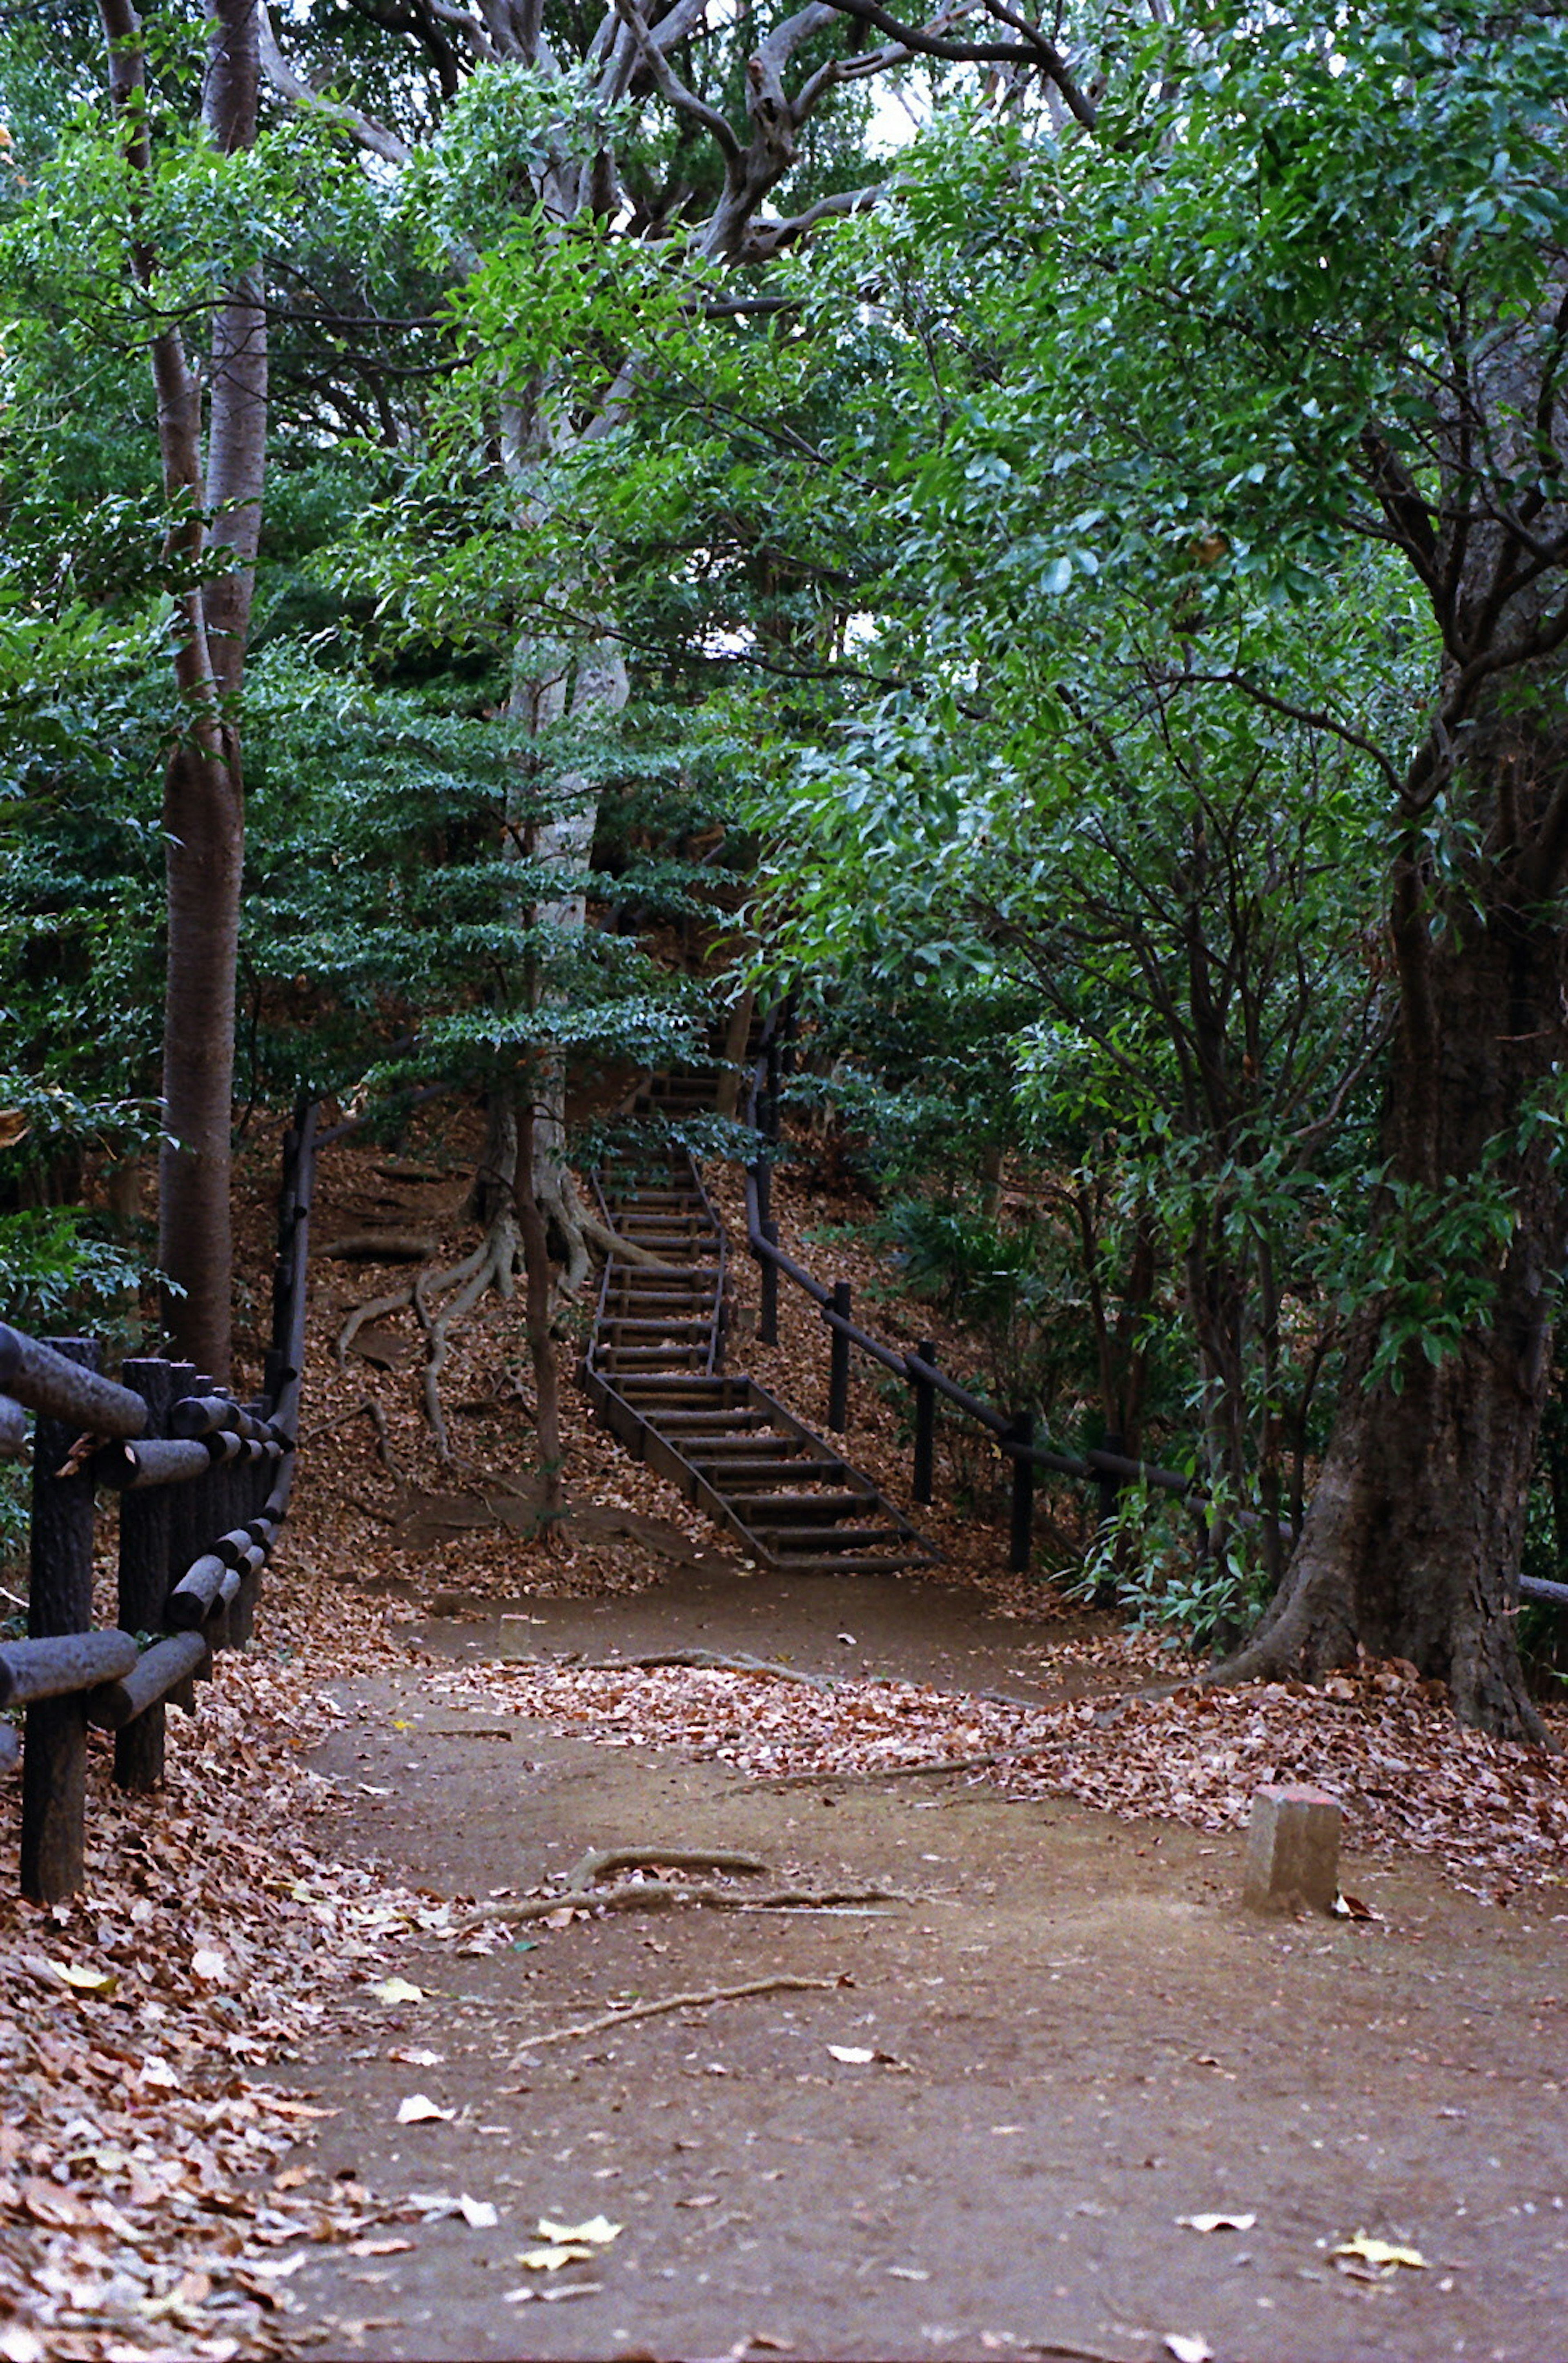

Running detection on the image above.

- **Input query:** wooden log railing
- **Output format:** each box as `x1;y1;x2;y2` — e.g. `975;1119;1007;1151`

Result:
742;1035;1568;1611
0;1101;317;1901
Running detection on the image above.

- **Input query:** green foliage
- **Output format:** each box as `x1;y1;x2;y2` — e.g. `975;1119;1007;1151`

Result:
1073;1483;1267;1655
0;1208;146;1341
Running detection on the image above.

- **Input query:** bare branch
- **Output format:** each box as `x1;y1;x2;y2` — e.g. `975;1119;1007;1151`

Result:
739;181;884;261
1169;667;1406;798
611;0;743;160
258;3;412;163
811;0;1097;125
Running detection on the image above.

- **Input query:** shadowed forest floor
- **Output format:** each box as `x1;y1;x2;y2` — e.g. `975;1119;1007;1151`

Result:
3;1117;1566;2362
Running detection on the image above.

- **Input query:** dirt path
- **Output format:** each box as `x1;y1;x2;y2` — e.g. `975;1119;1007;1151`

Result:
271;1577;1568;2363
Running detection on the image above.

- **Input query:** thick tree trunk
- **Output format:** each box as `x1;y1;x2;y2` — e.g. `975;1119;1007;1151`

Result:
1222;841;1566;1743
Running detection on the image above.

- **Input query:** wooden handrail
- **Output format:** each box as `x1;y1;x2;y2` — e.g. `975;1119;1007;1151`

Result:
1;1095;323;1900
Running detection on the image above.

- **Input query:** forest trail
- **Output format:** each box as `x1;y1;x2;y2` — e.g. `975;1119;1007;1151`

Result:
581;1057;934;1581
268;1574;1567;2363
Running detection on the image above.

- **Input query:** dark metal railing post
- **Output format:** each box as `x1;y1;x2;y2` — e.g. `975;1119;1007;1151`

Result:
21;1338;98;1902
114;1358;176;1793
760;1223;779;1346
828;1281;852;1432
1007;1408;1036;1576
912;1341;937;1505
765;1034;782;1138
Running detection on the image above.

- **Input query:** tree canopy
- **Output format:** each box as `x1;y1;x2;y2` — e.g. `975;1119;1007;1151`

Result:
4;0;1568;1730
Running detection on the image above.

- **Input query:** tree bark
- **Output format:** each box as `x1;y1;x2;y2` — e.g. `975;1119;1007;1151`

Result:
1222;725;1568;1743
100;0;267;1381
515;1089;564;1525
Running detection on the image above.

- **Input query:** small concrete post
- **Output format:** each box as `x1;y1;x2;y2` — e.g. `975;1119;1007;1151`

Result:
1242;1784;1341;1913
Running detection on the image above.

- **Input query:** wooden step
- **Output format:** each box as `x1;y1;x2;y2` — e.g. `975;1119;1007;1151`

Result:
642;1406;767;1425
731;1492;869;1519
756;1525;904;1548
755;1552;913;1575
601;1318;716;1335
598;1347;710;1367
699;1461;846;1487
583;1140;934;1579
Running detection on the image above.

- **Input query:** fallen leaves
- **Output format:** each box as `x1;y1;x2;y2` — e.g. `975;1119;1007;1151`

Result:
1332;2232;1430;2273
513;2213;621;2273
371;1977;424;2006
450;1643;1566;1900
394;2093;453;2125
48;1962;118;1997
1177;2212;1256;2234
0;1578;464;2363
537;2215;620;2247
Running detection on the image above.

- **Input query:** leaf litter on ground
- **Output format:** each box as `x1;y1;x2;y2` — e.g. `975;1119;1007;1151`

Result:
0;1568;470;2362
443;1646;1566;1902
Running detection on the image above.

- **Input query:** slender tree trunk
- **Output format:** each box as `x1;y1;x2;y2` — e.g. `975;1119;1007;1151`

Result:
525;632;631;1247
159;740;245;1377
101;0;267;1381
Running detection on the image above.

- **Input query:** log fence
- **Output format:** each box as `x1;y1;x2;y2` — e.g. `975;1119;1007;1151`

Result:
0;1104;316;1902
742;1036;1568;1612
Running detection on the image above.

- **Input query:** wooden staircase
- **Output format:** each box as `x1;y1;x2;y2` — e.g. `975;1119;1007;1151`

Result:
580;1132;936;1579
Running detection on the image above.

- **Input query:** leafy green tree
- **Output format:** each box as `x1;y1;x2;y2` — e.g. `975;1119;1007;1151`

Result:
739;0;1568;1733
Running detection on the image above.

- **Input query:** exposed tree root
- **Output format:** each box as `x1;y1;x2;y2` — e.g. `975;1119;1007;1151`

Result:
582;1649;835;1686
564;1845;771;1891
322;1232;435;1262
415;1209;521;1461
517;1972;841;2052
300;1390;404;1482
457;1881;908;1933
336;1241;488;1365
769;1751;1007;1787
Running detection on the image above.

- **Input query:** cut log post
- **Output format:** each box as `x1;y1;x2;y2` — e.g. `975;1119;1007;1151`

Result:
1007;1409;1036;1575
166;1554;228;1630
0;1395;27;1459
170;1392;273;1443
159;1363;200;1697
0;1323;147;1438
87;1631;210;1730
0;1630;139;1709
115;1359;175;1791
96;1435;215;1490
912;1342;937;1506
827;1282;852;1433
21;1337;99;1903
192;1376;235;1651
